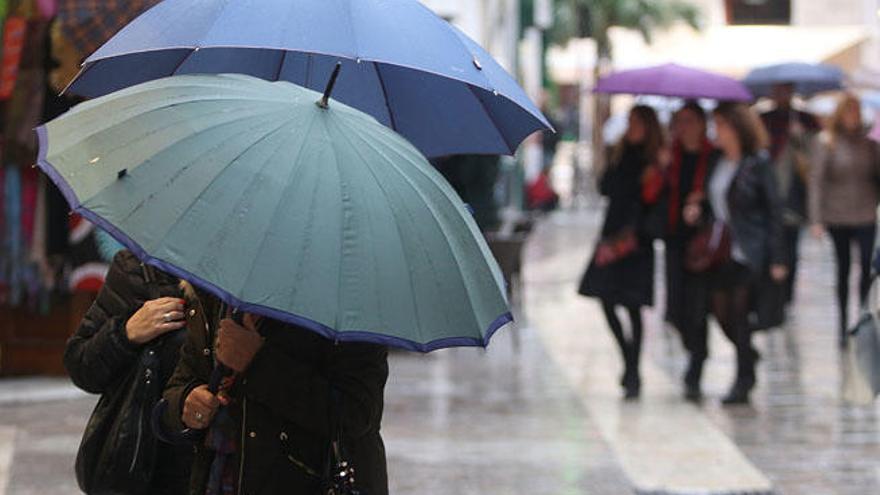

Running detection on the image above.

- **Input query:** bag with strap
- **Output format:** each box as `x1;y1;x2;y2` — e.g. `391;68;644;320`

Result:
684;221;732;273
75;264;174;494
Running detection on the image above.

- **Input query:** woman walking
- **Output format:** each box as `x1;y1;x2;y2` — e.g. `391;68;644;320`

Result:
161;305;389;494
684;103;787;405
665;102;718;401
65;249;192;494
579;105;665;399
809;94;880;347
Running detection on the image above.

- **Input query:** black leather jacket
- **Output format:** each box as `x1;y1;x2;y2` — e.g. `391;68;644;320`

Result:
707;152;787;273
64;249;192;494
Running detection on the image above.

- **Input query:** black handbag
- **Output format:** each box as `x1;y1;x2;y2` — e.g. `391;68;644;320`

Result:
74;263;175;494
75;339;164;494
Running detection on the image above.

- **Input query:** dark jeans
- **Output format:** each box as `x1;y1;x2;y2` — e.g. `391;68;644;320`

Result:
828;224;876;334
711;261;756;385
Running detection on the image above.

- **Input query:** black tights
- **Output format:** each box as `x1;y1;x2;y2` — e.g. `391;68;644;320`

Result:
828;225;876;334
711;265;756;385
601;301;643;380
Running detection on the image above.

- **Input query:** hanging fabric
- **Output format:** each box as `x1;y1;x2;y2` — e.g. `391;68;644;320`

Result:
0;15;26;100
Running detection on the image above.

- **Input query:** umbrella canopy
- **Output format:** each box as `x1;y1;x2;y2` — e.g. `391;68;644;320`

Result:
56;0;161;57
594;64;753;101
743;62;845;98
63;0;551;158
37;74;511;352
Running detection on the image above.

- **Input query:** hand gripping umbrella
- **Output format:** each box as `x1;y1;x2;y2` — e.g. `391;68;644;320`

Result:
63;0;552;158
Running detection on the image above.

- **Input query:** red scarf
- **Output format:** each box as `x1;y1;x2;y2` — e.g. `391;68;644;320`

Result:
668;139;712;232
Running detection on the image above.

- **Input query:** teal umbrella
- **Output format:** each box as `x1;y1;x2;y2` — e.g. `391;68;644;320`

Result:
37;74;510;352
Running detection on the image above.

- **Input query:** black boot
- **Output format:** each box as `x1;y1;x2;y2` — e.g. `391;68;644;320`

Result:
721;379;754;405
684;358;704;402
622;368;641;400
722;357;756;406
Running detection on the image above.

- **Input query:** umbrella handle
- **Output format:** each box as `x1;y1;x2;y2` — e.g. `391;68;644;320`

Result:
151;308;245;444
317;62;343;109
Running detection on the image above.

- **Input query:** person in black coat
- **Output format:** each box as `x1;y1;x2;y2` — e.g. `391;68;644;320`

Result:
684;103;788;405
161;291;390;495
579;105;665;399
664;102;719;401
64;249;192;494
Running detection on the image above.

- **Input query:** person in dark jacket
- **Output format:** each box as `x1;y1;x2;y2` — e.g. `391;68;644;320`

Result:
761;83;820;306
809;93;880;346
161;286;389;495
579;105;664;399
684;103;788;405
664;101;718;401
64;249;192;494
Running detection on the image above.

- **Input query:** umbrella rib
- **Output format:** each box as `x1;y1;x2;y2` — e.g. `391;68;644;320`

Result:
373;64;398;131
73;100;271;163
169;49;197;77
151;112;294;253
465;84;515;155
328;125;352;332
335;117;488;338
115;109;286;224
239;115;317;303
328;120;428;342
274;50;289;82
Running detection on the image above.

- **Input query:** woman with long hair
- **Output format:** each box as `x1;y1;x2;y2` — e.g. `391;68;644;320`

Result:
809;93;880;346
665;101;718;401
684;103;787;405
579;105;665;399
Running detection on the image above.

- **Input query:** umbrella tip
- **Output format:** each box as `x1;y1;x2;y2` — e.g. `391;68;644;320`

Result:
317;62;343;110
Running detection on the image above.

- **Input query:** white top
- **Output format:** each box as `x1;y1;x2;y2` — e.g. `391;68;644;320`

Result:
708;158;746;263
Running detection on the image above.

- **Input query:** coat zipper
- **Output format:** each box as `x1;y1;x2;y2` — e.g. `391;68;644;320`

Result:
129;407;144;474
237;398;248;495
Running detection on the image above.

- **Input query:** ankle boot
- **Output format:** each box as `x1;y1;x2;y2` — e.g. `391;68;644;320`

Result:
684;359;704;402
722;371;755;406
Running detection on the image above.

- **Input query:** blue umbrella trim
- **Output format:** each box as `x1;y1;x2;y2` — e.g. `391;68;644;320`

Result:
36;126;513;353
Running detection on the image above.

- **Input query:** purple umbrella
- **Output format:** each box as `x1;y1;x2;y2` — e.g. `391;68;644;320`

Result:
595;64;753;102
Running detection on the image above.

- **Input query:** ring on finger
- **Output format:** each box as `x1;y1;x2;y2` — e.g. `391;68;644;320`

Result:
195;411;204;421
163;312;173;323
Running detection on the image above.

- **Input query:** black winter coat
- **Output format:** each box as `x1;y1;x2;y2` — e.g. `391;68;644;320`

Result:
161;290;390;495
578;144;655;307
64;249;192;494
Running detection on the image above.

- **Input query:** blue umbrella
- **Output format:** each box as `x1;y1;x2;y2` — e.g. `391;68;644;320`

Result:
743;62;845;98
64;0;551;158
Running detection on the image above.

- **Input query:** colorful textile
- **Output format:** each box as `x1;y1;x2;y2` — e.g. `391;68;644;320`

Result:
0;16;26;100
35;0;56;20
205;373;241;495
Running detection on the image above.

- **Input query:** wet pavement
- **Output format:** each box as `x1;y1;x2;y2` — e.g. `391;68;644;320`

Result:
2;208;880;494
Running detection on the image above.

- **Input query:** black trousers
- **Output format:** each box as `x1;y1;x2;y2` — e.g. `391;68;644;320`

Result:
828;224;876;334
782;226;801;304
665;242;710;380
